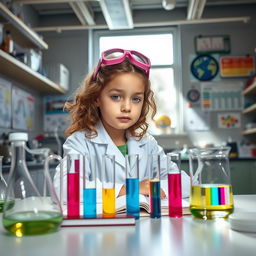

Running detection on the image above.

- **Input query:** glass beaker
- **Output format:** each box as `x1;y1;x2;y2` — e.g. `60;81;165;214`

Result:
189;147;234;220
2;133;63;237
0;156;7;212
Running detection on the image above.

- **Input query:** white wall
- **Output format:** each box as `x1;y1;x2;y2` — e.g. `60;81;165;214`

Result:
41;4;256;149
1;3;256;147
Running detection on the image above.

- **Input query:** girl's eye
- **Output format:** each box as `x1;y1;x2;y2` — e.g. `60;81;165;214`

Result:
132;97;142;103
110;95;121;101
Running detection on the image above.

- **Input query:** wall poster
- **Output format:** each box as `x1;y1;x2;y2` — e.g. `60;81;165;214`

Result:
44;96;70;132
201;81;243;111
220;56;255;77
195;35;230;54
217;112;241;129
189;55;220;82
0;78;11;128
12;87;35;130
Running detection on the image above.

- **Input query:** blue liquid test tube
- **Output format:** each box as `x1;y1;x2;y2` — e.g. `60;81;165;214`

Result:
125;154;140;219
83;155;97;218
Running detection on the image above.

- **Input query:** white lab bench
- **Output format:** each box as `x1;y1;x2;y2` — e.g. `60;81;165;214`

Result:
0;195;256;256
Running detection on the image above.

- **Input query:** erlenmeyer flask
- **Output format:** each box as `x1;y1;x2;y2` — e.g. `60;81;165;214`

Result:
2;132;63;237
189;147;234;220
0;155;7;212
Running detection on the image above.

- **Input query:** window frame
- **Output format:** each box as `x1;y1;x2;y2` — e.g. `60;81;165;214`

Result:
90;27;184;134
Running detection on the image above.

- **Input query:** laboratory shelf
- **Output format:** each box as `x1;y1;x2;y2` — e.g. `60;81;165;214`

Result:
0;2;48;50
242;103;256;114
243;81;256;96
242;128;256;135
0;49;66;94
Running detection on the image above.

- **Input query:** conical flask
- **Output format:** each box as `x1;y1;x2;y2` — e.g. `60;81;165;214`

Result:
0;155;7;212
2;133;63;237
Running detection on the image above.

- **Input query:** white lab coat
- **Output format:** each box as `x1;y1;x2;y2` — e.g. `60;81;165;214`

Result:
54;121;190;203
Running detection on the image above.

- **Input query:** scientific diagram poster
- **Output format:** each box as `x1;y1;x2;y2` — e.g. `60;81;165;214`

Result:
201;81;244;111
12;87;35;130
44;96;70;132
0;78;11;128
217;112;241;129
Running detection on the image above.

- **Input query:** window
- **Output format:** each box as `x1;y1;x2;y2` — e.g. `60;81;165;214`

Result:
92;28;182;135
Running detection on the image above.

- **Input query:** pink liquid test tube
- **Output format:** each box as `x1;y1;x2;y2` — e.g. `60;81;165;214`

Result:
168;173;182;217
67;155;80;218
167;153;182;218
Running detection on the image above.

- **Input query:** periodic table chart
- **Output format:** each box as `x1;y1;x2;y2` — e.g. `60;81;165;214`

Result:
201;81;244;111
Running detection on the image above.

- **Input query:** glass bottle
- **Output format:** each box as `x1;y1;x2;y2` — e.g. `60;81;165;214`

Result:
189;147;234;220
0;155;7;212
4;30;14;54
2;132;63;237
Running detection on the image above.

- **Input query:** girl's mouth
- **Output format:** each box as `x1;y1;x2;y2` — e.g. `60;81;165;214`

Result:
117;117;131;122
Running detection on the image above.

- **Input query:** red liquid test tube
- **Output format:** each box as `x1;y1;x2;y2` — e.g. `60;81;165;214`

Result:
168;173;182;218
67;157;80;218
167;153;182;218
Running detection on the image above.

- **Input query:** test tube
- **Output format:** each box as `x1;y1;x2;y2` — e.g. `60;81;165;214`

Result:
125;154;140;219
67;154;80;218
148;154;161;218
83;154;97;218
102;154;116;218
167;152;182;218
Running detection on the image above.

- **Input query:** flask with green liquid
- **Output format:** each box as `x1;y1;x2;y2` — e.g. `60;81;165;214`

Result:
2;133;63;237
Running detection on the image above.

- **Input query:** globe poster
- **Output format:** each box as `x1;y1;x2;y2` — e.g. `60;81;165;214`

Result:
190;55;220;82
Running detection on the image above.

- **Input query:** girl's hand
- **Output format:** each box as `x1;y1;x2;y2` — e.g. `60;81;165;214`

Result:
140;179;166;199
117;185;126;197
140;179;150;196
160;189;166;199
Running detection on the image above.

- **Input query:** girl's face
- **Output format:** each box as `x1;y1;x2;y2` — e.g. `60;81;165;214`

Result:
95;73;145;136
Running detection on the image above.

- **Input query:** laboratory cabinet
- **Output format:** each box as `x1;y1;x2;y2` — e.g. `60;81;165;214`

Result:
242;80;256;136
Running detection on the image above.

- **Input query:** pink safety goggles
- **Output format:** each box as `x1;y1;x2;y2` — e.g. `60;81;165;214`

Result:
92;48;151;80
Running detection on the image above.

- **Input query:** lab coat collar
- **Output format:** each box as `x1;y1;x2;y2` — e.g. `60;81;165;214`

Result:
88;121;147;168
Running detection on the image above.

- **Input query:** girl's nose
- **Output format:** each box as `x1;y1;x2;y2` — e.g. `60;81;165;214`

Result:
121;100;131;112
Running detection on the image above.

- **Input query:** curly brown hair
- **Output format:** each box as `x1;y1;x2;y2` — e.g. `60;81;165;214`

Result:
64;59;157;139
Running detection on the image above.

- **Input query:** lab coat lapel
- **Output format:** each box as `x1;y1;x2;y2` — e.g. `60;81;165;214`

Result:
127;137;145;158
90;122;126;168
106;143;125;168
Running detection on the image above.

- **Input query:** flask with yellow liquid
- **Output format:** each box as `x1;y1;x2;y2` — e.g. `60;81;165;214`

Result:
189;147;234;220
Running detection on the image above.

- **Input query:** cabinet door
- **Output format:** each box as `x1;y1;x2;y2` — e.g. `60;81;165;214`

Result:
230;161;256;194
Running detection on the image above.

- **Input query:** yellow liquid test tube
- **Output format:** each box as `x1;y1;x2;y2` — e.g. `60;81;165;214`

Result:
102;188;116;218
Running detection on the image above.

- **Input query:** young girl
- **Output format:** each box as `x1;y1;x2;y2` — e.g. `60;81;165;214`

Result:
54;48;190;201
